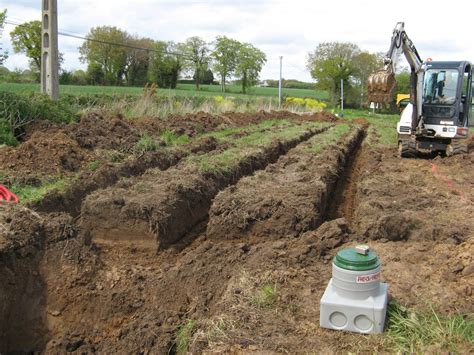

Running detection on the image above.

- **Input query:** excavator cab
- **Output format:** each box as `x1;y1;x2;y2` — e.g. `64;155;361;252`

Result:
422;62;472;127
397;61;472;156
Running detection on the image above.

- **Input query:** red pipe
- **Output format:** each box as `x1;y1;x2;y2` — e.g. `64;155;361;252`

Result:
0;184;19;204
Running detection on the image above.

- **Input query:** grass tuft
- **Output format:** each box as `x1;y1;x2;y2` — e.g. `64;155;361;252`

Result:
135;133;158;152
175;319;197;355
10;178;69;204
386;302;473;353
253;284;278;308
160;130;190;146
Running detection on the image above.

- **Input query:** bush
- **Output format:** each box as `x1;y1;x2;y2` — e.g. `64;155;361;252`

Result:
0;92;78;145
285;97;326;111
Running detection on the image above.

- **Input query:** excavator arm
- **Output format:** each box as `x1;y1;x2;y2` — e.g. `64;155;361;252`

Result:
368;22;425;131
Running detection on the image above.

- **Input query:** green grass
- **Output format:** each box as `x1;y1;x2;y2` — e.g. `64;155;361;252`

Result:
10;178;69;204
188;121;327;173
159;130;190;146
0;82;327;100
342;109;400;146
386;303;473;353
175;319;197;355
135;133;158;152
306;123;350;153
253;284;278;308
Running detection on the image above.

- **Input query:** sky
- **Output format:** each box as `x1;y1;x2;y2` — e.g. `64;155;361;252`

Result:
0;0;472;82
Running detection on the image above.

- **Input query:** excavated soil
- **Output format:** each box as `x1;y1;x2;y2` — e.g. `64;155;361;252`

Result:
80;125;327;249
0;111;473;353
207;126;364;240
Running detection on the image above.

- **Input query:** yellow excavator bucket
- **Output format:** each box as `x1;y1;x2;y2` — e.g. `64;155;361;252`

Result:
367;69;397;104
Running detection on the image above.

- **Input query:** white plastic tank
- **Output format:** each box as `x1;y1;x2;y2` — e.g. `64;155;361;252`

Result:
320;245;389;334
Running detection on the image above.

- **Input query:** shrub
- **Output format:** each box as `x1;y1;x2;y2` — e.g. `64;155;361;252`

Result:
285;96;326;111
0;92;78;145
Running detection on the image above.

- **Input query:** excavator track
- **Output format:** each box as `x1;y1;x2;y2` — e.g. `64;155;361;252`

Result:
446;141;469;156
398;140;417;158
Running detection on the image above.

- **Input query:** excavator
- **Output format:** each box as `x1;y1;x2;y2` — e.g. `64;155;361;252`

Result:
368;22;472;157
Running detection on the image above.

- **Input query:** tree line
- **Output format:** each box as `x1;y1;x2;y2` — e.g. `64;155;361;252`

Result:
1;14;267;93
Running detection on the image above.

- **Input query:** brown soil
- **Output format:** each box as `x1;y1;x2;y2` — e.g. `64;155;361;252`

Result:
207;126;364;240
80;125;326;250
0;131;93;177
0;112;472;353
134;110;339;137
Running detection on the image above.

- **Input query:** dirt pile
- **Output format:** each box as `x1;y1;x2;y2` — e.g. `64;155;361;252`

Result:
207;126;364;240
65;113;141;152
0;131;92;177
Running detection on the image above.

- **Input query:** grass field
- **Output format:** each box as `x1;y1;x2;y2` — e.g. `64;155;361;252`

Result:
0;82;328;100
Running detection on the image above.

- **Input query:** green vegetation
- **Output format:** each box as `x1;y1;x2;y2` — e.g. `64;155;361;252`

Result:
307;42;381;105
159;130;190;146
342;109;400;145
175;319;197;355
87;160;101;171
10;178;69;204
135;133;158;152
386;303;473;353
253;284;278;308
0;92;77;145
188;121;328;173
0;82;326;99
306;123;350;153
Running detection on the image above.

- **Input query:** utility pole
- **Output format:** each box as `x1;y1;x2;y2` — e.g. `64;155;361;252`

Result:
41;0;59;100
278;56;283;108
340;79;344;117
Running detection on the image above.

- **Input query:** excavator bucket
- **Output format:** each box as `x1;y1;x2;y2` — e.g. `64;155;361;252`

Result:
367;69;397;104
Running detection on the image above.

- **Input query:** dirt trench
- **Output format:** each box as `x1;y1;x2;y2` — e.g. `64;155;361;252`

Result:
80;125;330;249
206;126;365;240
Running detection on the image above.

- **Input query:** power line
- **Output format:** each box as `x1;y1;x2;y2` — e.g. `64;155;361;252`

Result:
4;18;193;59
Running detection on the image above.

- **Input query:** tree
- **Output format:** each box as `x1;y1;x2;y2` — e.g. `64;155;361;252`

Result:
0;10;8;65
193;67;214;85
235;43;267;94
180;36;210;90
148;41;181;89
10;20;42;70
79;26;129;85
124;36;154;86
212;36;241;92
86;62;105;85
307;42;361;105
352;51;382;104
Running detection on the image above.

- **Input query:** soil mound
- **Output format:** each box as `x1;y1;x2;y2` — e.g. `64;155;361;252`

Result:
0;131;92;176
65;113;141;152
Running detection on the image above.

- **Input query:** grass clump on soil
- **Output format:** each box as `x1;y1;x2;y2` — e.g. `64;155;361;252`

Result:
306;123;350;153
87;160;100;171
160;130;190;146
253;284;278;308
10;178;69;204
386;303;473;353
135;133;159;152
174;319;197;355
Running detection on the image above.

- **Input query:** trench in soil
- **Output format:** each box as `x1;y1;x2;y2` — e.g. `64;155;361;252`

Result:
324;131;366;225
1;124;331;352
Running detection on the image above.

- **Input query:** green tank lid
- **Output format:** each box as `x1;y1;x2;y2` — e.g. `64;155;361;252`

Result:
333;247;380;271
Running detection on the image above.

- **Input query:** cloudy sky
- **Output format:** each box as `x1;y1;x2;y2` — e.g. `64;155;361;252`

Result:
1;0;472;82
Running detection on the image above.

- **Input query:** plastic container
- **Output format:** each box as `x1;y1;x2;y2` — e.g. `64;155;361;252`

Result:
320;245;389;334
